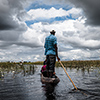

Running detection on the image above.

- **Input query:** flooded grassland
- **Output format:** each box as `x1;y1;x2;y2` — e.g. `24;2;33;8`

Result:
0;60;100;100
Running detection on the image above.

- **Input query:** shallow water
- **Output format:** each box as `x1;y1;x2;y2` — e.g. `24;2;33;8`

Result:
0;65;100;100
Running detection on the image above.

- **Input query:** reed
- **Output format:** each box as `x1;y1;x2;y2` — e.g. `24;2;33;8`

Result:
0;60;100;68
21;60;100;68
56;60;100;68
0;61;16;68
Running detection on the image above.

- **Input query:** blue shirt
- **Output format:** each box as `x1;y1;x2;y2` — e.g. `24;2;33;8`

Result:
44;34;57;55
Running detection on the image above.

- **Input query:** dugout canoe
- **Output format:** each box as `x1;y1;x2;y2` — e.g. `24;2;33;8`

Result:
40;73;60;85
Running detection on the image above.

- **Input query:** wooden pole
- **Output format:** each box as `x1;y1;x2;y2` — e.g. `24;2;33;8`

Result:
59;60;78;90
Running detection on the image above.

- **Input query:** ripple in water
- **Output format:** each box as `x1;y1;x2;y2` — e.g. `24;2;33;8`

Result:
0;65;100;100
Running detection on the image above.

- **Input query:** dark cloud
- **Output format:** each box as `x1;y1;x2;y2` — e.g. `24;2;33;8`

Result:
69;0;100;26
16;42;42;48
0;31;20;41
79;28;100;40
0;40;42;50
0;12;18;30
0;0;29;30
0;0;31;49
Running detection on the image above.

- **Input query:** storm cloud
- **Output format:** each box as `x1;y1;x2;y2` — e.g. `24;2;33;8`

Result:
69;0;100;26
0;0;100;61
0;0;26;30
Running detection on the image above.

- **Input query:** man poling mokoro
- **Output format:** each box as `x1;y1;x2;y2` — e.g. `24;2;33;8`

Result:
41;30;60;85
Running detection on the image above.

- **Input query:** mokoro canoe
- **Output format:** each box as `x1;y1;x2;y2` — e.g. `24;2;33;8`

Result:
40;73;60;85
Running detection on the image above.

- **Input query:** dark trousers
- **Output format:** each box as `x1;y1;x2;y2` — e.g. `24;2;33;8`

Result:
46;55;56;72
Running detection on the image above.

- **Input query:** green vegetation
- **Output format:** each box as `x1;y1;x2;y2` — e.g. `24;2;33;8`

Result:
56;60;100;68
0;60;100;79
0;62;36;79
0;60;100;68
31;60;100;68
0;61;16;69
23;61;44;65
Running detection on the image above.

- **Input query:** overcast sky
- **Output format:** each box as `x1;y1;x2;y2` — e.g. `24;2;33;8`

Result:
0;0;100;62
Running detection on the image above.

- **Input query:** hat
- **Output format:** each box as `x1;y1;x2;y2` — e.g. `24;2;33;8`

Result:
50;30;56;33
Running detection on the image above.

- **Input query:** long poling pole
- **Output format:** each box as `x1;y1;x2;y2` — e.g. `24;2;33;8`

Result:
59;60;78;90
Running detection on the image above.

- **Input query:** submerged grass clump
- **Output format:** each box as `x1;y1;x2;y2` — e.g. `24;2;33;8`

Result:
0;62;36;78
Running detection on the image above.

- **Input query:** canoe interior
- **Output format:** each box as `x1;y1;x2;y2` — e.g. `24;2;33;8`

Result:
40;73;60;85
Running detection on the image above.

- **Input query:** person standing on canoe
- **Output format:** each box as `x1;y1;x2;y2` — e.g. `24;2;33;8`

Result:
44;30;60;78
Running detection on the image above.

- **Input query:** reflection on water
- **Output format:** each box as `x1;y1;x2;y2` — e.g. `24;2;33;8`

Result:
42;84;56;100
0;64;100;100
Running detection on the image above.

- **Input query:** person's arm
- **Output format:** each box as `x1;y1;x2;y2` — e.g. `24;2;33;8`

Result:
55;44;60;61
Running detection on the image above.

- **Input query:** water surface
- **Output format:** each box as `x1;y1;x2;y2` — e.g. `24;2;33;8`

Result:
0;65;100;100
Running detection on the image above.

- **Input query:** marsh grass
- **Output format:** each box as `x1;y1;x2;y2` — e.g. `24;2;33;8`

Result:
0;60;100;68
30;60;100;68
0;62;36;78
55;60;100;68
0;60;100;79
